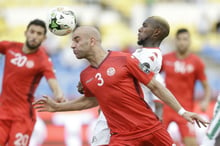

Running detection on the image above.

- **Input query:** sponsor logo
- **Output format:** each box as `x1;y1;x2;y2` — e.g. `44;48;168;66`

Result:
86;77;94;84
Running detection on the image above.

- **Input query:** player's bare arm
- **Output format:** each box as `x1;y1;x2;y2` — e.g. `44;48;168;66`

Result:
33;95;98;112
200;80;211;112
146;77;209;127
48;78;66;102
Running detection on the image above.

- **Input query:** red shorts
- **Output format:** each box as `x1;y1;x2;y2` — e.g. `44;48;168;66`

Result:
163;111;196;138
0;118;35;146
109;127;174;146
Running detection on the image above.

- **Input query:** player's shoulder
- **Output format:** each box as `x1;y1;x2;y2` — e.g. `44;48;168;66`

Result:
189;53;204;64
37;46;50;57
189;53;202;59
107;51;133;63
0;41;23;48
80;65;92;79
162;52;175;59
110;50;130;57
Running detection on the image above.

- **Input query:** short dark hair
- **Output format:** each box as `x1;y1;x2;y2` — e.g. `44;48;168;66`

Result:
176;28;189;37
26;19;47;34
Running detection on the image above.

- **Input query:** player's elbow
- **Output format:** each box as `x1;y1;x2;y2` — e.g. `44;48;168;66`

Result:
146;78;159;91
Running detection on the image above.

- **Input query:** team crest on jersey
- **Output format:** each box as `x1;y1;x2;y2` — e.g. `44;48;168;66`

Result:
139;62;150;73
107;67;116;76
26;60;34;68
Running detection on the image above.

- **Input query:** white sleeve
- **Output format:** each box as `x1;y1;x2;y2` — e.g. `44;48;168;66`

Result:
132;49;162;73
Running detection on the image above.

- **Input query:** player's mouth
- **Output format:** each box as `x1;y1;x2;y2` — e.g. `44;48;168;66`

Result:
29;40;37;45
138;33;141;40
73;50;78;55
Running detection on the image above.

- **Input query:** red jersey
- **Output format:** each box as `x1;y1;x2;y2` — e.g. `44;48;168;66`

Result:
0;41;55;121
162;52;206;111
81;51;162;140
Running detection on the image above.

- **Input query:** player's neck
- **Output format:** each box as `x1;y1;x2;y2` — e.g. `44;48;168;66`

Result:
142;41;160;48
88;48;109;68
176;51;190;59
22;45;38;54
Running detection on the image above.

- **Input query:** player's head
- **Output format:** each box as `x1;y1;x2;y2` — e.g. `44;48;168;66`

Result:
25;19;47;50
175;28;191;54
71;26;101;59
137;16;170;46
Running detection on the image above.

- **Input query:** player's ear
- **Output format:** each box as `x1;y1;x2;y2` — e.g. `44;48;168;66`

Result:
152;28;161;38
90;37;96;47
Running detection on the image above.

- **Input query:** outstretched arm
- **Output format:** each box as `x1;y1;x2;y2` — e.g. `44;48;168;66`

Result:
48;78;66;102
33;95;98;112
146;77;209;127
200;80;211;112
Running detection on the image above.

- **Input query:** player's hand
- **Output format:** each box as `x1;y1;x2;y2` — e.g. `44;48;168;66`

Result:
200;99;209;112
77;81;84;94
182;111;209;128
33;95;58;112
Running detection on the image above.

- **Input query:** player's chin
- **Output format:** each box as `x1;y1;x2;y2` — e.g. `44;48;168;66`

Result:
137;40;143;45
28;43;41;50
75;54;83;59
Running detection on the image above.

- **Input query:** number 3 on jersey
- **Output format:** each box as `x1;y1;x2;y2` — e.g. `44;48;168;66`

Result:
95;73;104;86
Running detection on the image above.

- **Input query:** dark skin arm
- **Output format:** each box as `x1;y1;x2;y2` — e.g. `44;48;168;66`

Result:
199;80;211;112
146;77;209;127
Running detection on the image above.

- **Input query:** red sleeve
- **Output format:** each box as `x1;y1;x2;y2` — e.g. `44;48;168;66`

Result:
195;57;206;81
160;58;165;72
126;55;154;85
0;41;11;54
42;57;56;80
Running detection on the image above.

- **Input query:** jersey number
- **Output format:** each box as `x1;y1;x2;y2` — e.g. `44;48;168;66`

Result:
95;73;104;86
10;53;27;67
14;133;29;146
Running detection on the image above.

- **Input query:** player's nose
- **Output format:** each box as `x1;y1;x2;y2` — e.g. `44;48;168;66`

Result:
138;27;142;32
71;42;76;49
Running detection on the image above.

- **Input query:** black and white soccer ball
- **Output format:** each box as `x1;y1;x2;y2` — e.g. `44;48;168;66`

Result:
48;7;77;36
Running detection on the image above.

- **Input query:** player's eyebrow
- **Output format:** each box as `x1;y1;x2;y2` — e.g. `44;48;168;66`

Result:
73;36;80;40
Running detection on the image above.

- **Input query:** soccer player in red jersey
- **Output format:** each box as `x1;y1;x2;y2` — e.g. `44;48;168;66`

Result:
33;26;209;146
0;19;65;146
161;28;211;146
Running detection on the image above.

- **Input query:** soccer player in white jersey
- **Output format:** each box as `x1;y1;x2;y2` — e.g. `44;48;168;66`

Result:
85;16;170;146
201;93;220;146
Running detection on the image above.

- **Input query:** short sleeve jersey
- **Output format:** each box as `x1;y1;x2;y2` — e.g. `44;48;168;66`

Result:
162;52;206;111
0;41;55;120
132;48;163;110
132;47;162;73
80;51;162;139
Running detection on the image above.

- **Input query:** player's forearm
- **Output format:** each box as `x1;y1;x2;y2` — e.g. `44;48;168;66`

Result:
202;81;211;102
54;96;98;112
48;79;64;100
147;79;183;113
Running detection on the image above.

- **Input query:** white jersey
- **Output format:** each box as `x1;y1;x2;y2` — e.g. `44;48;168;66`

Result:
133;47;164;111
91;112;111;145
132;47;162;74
201;94;220;146
91;48;163;146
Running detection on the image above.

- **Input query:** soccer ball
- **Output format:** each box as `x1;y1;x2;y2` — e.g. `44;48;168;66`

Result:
48;7;77;36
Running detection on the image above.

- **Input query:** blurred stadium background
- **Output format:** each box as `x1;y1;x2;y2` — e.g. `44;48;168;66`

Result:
0;0;220;146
